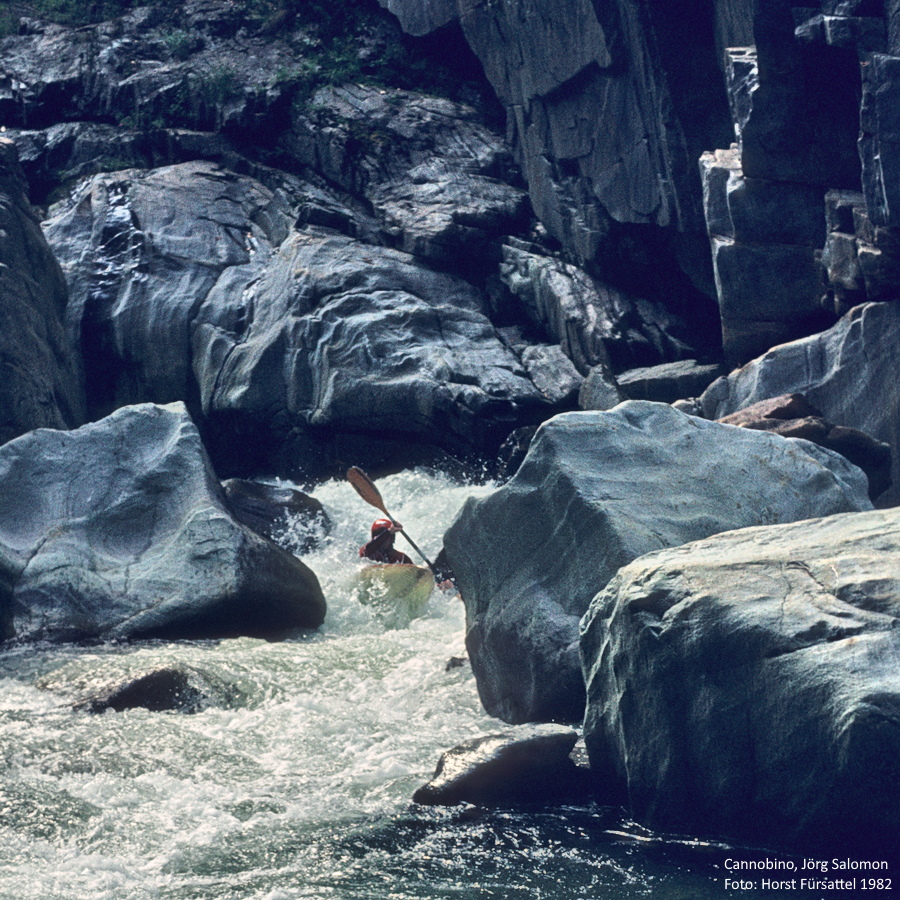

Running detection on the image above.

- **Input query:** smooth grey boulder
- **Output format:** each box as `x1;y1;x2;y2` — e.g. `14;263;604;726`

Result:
443;401;873;724
0;402;326;644
194;225;562;473
44;160;293;419
0;138;85;445
412;723;590;806
581;506;900;857
699;302;900;505
45;162;565;478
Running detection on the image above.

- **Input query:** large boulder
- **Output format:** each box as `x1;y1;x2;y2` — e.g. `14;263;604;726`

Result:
581;506;900;857
220;478;332;554
0;402;326;644
44;162;571;478
442;401;873;724
0;138;85;445
699;301;900;506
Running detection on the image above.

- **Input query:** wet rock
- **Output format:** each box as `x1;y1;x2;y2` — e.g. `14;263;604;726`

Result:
581;506;900;857
443;401;873;724
74;666;214;714
700;302;900;505
718;394;892;500
0;138;85;446
495;426;538;482
220;479;332;553
0;402;326;644
413;724;591;806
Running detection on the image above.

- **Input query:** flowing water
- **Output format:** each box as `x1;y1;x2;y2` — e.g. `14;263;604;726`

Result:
0;470;787;899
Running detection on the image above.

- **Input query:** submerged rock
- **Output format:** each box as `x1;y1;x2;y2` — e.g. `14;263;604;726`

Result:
443;401;873;725
413;724;592;806
581;506;900;857
0;402;326;644
220;478;332;554
73;666;215;714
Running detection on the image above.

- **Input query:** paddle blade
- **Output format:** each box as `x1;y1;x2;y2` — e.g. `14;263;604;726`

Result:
346;466;390;516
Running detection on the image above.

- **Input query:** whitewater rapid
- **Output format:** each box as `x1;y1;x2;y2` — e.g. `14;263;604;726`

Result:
0;469;772;899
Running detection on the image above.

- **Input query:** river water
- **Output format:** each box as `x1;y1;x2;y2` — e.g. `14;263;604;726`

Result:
0;470;788;899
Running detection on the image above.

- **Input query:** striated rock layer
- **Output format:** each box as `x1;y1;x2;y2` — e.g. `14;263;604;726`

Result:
44;161;573;478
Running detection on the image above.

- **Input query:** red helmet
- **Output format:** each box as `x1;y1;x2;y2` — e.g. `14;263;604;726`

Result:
371;518;393;537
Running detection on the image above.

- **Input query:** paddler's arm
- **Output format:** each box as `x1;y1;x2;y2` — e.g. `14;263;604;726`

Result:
360;523;404;560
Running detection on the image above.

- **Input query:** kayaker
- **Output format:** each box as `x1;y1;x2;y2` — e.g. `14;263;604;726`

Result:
359;518;413;565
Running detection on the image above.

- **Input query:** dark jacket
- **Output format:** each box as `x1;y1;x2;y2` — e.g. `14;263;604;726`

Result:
359;529;413;565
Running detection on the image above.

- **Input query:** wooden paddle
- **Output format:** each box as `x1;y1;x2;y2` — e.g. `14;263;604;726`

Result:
346;466;438;574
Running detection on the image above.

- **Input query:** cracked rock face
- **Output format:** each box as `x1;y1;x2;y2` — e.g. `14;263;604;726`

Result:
443;401;873;725
581;505;900;857
0;402;325;644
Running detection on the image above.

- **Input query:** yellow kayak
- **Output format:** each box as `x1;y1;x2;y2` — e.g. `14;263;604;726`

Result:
355;563;435;628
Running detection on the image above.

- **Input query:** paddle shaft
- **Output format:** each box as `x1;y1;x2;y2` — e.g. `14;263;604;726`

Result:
346;467;438;573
